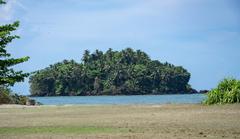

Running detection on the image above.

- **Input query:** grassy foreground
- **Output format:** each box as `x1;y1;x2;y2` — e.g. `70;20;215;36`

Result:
0;104;240;139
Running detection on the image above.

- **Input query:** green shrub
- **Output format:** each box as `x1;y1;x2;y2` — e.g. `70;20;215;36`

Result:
0;87;36;105
204;78;240;104
0;87;12;104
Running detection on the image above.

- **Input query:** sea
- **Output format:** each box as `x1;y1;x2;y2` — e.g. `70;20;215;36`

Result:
31;94;206;105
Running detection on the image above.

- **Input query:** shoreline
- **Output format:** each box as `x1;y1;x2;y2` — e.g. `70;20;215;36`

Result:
0;103;203;108
0;103;236;108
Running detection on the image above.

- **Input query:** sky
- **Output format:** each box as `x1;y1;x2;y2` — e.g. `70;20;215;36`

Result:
0;0;240;95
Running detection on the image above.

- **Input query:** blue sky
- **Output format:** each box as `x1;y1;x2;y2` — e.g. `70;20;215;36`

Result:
0;0;240;95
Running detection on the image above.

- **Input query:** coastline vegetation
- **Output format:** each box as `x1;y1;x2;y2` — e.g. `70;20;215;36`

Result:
204;78;240;104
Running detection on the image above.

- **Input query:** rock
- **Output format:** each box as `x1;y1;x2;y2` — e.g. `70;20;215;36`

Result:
26;99;36;106
187;88;199;94
199;90;209;94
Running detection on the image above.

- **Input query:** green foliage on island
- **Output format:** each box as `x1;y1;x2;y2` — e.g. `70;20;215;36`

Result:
29;48;196;96
204;78;240;105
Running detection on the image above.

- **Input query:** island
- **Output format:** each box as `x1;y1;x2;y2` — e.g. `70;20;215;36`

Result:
29;48;197;96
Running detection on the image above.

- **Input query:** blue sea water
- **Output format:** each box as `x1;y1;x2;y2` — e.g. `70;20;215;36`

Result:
31;94;206;105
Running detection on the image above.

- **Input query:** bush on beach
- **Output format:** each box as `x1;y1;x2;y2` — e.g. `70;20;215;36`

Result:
0;87;36;105
204;78;240;105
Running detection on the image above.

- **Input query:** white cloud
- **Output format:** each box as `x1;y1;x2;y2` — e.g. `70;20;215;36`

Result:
21;0;185;41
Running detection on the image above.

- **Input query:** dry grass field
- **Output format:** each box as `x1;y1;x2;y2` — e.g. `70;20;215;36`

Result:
0;104;240;139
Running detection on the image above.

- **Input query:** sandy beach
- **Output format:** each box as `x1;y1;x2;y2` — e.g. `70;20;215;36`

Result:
0;104;240;139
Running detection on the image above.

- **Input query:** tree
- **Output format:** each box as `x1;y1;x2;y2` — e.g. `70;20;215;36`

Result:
82;50;90;64
0;0;6;4
0;3;29;87
0;22;29;86
0;1;33;105
93;76;102;95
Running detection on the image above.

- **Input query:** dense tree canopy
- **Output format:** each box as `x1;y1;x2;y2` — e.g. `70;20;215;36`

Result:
30;48;196;96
